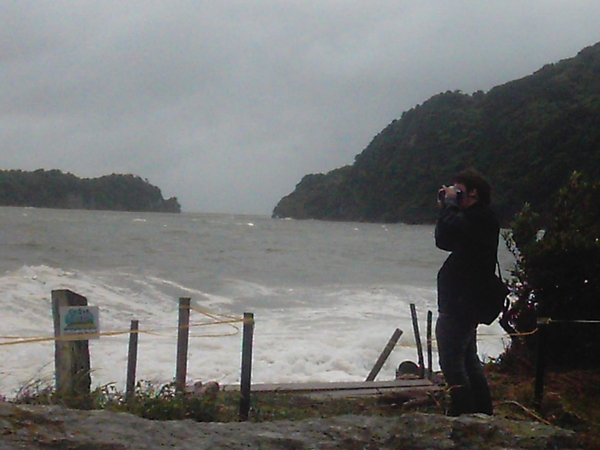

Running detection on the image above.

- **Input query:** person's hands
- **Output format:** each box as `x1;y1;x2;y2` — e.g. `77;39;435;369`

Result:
443;185;459;199
438;185;458;205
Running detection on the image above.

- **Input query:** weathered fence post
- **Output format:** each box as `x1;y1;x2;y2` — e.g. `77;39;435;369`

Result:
126;320;139;403
410;303;425;378
239;312;255;421
51;289;92;404
533;317;550;409
175;297;191;392
366;328;403;381
427;310;433;380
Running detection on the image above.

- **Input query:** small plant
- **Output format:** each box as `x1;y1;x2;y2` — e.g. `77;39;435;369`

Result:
12;379;219;422
501;171;600;370
14;377;54;405
125;381;218;421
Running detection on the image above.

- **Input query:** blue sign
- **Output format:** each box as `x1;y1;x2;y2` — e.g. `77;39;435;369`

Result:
59;306;100;339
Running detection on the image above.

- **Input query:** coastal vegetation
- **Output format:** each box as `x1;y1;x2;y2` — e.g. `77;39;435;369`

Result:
0;169;181;213
12;368;600;448
272;41;600;226
501;172;600;370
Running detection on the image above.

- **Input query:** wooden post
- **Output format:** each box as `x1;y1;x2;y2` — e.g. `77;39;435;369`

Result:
126;320;139;403
51;289;92;404
534;317;550;410
427;310;433;380
239;312;254;421
366;328;403;381
175;297;191;393
409;303;425;378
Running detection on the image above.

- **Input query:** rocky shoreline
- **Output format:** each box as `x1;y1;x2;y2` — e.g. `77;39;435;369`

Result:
0;402;579;449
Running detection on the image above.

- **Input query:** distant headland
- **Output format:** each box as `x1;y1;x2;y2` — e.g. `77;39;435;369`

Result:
272;41;600;225
0;169;181;213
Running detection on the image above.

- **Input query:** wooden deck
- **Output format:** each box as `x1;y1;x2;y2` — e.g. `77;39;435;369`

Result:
222;378;440;398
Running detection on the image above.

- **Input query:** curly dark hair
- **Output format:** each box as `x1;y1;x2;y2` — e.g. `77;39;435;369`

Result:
454;168;492;206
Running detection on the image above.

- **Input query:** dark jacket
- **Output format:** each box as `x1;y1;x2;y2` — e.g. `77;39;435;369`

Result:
435;199;500;317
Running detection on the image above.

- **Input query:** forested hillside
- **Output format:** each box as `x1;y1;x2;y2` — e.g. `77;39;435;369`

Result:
273;42;600;225
0;170;181;213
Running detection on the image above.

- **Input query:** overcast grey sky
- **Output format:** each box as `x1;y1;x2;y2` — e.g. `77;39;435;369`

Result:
2;1;599;214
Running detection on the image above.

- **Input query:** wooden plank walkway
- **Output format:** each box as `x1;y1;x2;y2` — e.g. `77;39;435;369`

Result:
223;378;440;399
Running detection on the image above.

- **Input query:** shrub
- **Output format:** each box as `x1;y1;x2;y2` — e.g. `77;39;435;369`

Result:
13;380;219;422
501;172;600;369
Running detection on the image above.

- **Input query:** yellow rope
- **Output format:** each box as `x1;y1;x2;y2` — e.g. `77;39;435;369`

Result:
0;336;56;346
0;306;246;345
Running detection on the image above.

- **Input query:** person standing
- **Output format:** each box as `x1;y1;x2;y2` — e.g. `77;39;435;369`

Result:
435;168;499;416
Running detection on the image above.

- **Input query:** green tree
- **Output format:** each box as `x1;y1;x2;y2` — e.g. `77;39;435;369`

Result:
0;170;181;213
272;42;600;225
501;172;600;369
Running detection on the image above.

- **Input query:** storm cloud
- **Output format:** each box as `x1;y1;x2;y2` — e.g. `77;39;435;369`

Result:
2;1;599;214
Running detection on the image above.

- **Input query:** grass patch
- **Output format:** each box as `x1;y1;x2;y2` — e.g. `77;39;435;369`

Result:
486;364;600;449
14;380;220;422
10;366;600;448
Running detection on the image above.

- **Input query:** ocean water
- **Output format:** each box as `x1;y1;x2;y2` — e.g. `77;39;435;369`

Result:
0;207;514;397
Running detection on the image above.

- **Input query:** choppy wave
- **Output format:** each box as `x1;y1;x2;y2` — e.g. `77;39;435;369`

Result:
0;209;513;398
0;264;508;398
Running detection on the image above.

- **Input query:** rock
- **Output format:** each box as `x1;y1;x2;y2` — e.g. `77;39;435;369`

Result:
377;388;442;409
185;380;220;399
396;360;421;379
198;381;220;398
0;403;579;449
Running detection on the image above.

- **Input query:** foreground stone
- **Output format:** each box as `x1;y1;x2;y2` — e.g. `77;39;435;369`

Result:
0;403;579;449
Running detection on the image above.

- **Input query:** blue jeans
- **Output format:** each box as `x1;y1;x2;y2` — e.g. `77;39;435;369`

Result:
435;313;493;416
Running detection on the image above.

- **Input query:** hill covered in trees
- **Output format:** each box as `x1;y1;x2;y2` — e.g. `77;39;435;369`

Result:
0;170;181;213
273;42;600;225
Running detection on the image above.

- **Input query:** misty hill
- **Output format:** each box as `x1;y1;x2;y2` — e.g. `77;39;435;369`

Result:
272;42;600;225
0;169;181;213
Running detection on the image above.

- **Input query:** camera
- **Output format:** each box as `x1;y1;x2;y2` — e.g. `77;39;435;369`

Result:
437;186;463;203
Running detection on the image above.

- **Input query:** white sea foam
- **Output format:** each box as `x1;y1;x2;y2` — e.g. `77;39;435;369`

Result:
0;265;507;398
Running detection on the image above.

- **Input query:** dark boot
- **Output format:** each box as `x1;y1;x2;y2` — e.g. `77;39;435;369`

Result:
472;385;494;415
447;385;476;416
467;361;494;415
